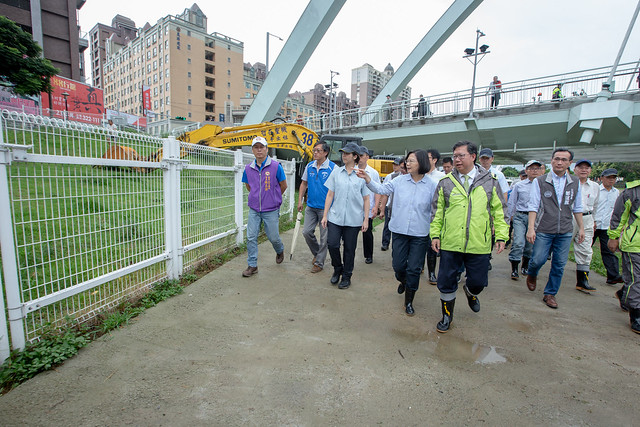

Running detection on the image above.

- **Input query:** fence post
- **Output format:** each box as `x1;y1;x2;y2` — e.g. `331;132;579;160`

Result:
234;150;245;247
0;139;26;353
163;136;183;280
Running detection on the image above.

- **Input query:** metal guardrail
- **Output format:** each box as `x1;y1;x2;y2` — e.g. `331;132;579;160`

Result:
303;62;640;133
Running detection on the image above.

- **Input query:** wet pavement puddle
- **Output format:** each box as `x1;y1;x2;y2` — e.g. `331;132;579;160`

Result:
392;329;508;364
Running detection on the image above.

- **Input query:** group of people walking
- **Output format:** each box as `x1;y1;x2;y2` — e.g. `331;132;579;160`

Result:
241;135;640;335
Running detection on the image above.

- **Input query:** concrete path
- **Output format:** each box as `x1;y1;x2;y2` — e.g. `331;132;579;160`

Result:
1;227;638;426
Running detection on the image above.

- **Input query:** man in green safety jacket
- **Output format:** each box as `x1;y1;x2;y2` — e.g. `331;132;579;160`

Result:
608;179;640;334
430;140;509;333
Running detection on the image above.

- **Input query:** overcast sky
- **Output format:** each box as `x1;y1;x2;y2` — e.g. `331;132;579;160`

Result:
80;0;640;98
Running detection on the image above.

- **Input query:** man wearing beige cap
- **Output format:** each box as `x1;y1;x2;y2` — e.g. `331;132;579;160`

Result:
241;136;288;277
572;159;599;293
507;160;544;279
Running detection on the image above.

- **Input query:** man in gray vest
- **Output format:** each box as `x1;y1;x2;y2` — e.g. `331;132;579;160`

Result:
525;148;585;309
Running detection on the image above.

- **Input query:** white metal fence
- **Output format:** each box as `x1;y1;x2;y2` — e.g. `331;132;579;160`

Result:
0;110;295;361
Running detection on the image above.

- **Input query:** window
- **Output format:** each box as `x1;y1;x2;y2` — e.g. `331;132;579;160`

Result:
227;95;231;100
165;69;169;78
153;74;158;83
188;112;192;118
154;87;158;96
166;82;170;90
166;97;170;105
227;57;231;63
188;72;191;78
153;61;157;70
227;70;231;76
154;100;158;109
187;30;191;36
188;99;192;105
147;64;151;73
245;82;250;89
147;51;151;60
188;85;191;91
227;82;231;88
187;58;191;64
147;77;151;85
187;44;191;50
153;47;157;57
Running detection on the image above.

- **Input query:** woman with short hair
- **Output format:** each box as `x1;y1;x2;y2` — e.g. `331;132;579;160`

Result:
356;149;437;315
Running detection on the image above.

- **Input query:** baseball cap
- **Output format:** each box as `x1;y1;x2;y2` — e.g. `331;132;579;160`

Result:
519;169;527;176
525;160;542;168
251;136;268;147
601;168;618;177
574;159;592;167
393;156;403;165
339;142;360;153
357;145;372;156
479;148;494;158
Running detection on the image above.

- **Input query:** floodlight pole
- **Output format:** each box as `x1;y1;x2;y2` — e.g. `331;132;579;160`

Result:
465;29;488;118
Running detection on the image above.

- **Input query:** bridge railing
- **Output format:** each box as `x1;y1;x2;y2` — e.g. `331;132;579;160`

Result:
304;62;640;133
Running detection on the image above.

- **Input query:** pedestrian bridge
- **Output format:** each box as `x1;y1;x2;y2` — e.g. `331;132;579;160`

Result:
301;63;640;164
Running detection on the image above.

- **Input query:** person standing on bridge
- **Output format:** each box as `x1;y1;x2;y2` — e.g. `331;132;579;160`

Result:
298;141;336;274
507;160;544;280
242;136;288;277
552;83;563;100
321;142;370;290
384;95;393;121
430;140;509;333
592;168;623;285
356;146;381;264
607;177;640;334
357;149;437;316
525;148;585;309
572;159;599;293
488;76;502;109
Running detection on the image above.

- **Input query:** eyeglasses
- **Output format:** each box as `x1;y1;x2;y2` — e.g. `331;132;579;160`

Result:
405;159;418;163
452;154;468;160
312;148;325;153
552;157;570;162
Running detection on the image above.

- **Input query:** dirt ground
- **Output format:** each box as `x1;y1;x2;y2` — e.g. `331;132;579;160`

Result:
1;227;639;426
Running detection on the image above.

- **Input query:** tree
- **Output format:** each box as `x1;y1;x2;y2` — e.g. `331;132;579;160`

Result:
501;166;520;177
0;16;58;96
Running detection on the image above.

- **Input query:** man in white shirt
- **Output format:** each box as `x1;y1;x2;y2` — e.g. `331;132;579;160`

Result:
379;157;404;251
478;148;509;201
572;159;600;293
593;168;623;284
357;146;381;264
425;149;446;283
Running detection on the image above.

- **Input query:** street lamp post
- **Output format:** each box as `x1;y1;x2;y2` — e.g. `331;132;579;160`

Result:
463;29;490;118
324;70;339;131
265;32;283;75
61;92;70;122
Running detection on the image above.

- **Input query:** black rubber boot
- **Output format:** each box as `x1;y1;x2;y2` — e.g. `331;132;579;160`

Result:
463;285;480;312
404;289;415;316
521;257;530;276
630;308;640;334
330;268;342;285
510;260;520;280
576;270;596;292
427;256;437;284
436;299;455;333
397;281;405;295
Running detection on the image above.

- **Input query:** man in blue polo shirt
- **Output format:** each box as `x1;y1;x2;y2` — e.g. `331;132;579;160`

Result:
298;141;336;273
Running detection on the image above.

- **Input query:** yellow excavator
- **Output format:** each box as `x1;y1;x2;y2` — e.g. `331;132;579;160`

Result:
102;121;394;177
176;121;394;178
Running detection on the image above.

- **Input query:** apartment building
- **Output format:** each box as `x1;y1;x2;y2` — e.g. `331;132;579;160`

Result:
102;4;244;133
0;0;88;82
351;63;411;108
89;15;138;89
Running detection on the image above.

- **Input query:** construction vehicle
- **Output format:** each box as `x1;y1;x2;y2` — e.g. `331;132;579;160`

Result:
176;122;394;178
101;121;393;177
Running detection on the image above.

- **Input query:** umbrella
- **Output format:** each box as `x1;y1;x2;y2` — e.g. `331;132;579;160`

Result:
290;211;303;260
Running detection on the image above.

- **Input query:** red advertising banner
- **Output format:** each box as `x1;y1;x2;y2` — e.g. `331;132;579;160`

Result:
142;86;151;112
41;75;104;125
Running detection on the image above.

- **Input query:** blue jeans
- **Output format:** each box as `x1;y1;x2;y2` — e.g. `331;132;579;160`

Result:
247;208;284;268
391;233;429;292
509;212;533;262
527;232;572;296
